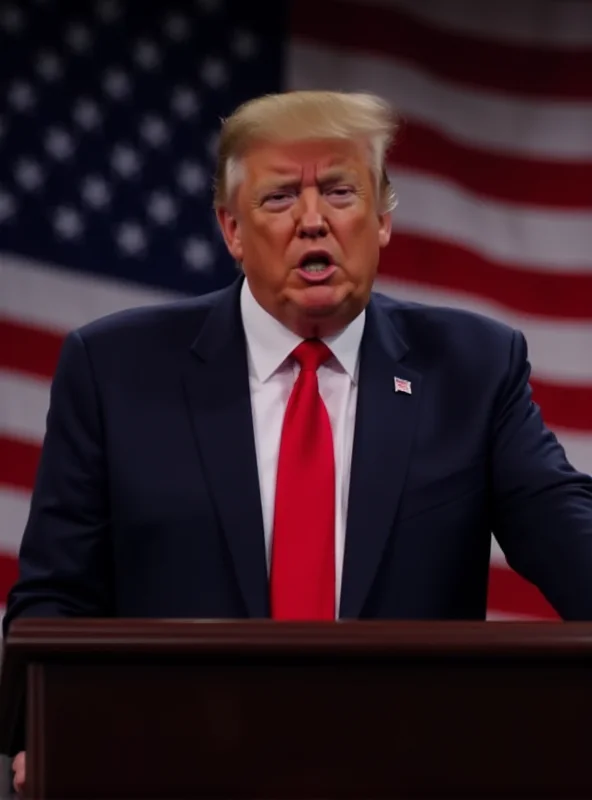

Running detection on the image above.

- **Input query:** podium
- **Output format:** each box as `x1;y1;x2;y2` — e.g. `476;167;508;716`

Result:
2;618;592;798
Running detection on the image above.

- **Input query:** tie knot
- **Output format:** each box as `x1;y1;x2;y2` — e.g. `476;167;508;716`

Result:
292;339;332;372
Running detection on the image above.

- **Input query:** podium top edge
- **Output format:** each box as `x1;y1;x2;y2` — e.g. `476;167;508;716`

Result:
5;618;592;656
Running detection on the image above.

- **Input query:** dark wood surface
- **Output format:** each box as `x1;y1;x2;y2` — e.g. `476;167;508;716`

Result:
1;616;585;656
2;619;592;799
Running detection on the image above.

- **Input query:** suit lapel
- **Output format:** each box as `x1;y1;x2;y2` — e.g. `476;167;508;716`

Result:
182;277;269;618
339;297;423;618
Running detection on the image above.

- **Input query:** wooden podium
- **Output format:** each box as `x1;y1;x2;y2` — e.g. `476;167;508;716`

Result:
1;618;592;799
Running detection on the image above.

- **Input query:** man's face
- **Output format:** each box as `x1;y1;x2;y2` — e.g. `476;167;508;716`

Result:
217;138;392;337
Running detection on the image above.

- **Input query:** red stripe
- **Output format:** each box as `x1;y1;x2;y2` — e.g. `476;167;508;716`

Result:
1;319;64;380
530;379;592;433
0;552;18;605
0;436;41;492
291;0;592;99
488;564;559;619
382;234;592;321
390;121;592;209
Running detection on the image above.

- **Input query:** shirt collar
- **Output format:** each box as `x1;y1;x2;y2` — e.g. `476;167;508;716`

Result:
240;277;365;384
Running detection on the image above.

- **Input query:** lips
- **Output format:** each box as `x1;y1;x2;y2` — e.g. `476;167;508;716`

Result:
297;264;337;283
295;250;338;283
297;250;334;269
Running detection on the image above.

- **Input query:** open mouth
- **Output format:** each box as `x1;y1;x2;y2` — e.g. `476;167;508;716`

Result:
297;252;337;282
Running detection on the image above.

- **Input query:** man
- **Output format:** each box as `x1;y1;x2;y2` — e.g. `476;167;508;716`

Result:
4;90;592;792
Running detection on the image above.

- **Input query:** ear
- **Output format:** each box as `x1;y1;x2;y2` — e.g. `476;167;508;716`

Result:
216;206;244;262
377;210;392;249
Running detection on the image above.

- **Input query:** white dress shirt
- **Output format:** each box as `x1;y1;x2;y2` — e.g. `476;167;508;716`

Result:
240;278;365;614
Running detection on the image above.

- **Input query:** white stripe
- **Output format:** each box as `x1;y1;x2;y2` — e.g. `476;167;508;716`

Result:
491;537;508;568
373;279;592;385
356;0;592;47
1;254;178;333
389;171;592;272
288;42;592;159
0;488;29;551
0;370;49;443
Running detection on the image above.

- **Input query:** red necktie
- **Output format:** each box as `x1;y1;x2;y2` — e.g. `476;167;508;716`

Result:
270;339;336;620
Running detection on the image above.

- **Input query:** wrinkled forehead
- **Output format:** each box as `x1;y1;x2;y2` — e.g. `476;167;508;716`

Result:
241;138;373;184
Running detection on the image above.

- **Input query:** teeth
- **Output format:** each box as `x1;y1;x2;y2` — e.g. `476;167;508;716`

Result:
302;262;329;272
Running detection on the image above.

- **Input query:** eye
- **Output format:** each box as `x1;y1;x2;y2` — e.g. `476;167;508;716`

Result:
327;186;354;199
262;191;295;207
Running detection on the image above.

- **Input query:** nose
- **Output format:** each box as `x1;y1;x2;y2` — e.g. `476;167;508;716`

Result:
295;188;328;239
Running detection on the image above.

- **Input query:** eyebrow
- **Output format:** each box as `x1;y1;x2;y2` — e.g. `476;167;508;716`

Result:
256;169;359;194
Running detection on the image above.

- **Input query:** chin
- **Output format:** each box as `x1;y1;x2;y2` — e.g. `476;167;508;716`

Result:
295;299;345;323
290;300;355;339
296;282;346;306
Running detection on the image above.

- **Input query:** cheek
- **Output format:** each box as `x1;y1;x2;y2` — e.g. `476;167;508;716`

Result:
341;217;380;252
338;222;382;277
240;222;294;276
252;219;293;252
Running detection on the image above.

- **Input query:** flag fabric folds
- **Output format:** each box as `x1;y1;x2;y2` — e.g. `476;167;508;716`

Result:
2;0;591;620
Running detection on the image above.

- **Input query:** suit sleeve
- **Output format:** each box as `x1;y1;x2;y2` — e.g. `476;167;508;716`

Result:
491;330;592;619
2;329;114;637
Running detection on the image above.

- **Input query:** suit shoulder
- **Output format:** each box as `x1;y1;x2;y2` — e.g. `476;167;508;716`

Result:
73;284;229;346
371;290;517;346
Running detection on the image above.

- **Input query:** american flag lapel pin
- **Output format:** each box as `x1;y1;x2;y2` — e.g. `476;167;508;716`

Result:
394;376;412;395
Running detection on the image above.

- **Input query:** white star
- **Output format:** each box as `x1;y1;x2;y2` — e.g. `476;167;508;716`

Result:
14;158;45;192
45;128;75;161
0;190;17;223
133;39;161;71
196;0;223;12
65;23;93;54
164;13;191;42
111;144;142;178
116;223;147;256
140;115;170;148
147;191;178;225
8;81;36;112
72;98;103;131
36;51;63;82
177;161;207;195
81;176;111;209
54;207;84;240
231;30;258;60
201;58;228;89
103;68;132;100
171;87;200;120
0;6;24;34
96;0;122;24
184;238;214;272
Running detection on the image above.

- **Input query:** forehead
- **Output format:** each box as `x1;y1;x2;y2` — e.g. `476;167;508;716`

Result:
242;138;371;181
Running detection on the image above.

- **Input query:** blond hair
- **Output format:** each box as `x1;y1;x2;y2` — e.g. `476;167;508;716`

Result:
213;90;398;213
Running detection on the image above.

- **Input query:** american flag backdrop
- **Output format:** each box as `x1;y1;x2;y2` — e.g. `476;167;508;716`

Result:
1;0;591;622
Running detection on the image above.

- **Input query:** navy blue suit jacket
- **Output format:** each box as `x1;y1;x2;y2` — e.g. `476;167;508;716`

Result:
4;276;592;630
